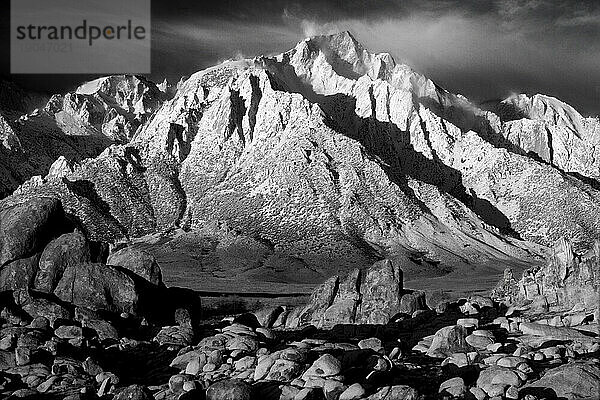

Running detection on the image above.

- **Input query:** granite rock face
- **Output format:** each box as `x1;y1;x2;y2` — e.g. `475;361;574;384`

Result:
70;75;167;141
355;259;404;324
0;253;40;292
34;231;91;293
520;361;600;399
107;247;163;286
285;259;427;328
0;197;68;267
492;237;599;313
53;262;139;314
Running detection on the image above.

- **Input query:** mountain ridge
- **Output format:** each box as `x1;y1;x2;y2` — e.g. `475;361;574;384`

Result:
1;31;598;288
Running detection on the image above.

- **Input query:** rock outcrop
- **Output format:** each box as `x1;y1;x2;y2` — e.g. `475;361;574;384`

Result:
285;259;427;328
0;197;69;268
520;361;600;399
0;197;176;318
33;231;91;293
492;237;599;314
488;93;600;182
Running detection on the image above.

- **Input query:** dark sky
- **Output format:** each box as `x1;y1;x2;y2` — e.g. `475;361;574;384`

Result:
1;0;599;115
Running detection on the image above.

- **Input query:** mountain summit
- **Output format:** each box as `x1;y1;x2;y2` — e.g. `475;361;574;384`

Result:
1;32;599;289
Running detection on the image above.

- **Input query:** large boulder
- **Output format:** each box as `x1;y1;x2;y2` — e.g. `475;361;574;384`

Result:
285;275;339;328
320;268;361;328
286;259;427;328
398;290;428;316
113;384;153;400
0;253;40;292
34;231;91;293
518;322;597;352
206;379;252;400
301;354;342;379
477;366;523;395
13;289;72;327
54;262;139;314
520;361;600;399
355;259;403;324
367;385;420;400
107;247;162;286
253;306;284;328
0;197;68;267
426;325;472;357
519;322;593;341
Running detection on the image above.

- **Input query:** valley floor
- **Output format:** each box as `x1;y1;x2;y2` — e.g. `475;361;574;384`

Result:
126;231;538;316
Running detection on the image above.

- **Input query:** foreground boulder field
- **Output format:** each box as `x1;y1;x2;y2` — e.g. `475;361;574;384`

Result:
0;236;598;399
0;199;598;400
0;31;599;399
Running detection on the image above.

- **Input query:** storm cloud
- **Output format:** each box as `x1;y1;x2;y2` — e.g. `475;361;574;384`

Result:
3;0;599;115
151;0;599;115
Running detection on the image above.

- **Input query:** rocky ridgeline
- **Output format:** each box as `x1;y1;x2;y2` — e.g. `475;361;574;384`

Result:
41;77;157;145
0;75;170;198
485;93;600;182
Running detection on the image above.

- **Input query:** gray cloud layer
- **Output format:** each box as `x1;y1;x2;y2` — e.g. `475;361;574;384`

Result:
152;0;599;115
2;0;597;115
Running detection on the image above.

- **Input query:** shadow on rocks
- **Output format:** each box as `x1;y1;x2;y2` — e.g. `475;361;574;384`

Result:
108;264;202;328
519;386;562;400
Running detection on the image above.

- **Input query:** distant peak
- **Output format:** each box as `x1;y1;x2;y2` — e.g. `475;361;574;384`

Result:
503;92;580;116
327;30;357;42
502;92;584;135
305;30;362;51
304;30;356;42
296;30;368;68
